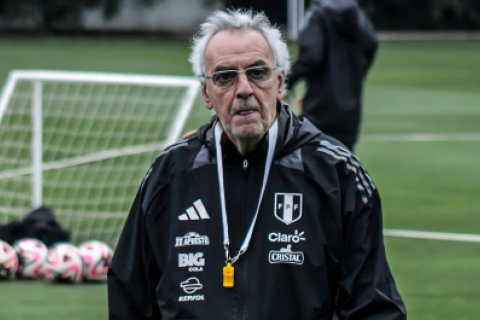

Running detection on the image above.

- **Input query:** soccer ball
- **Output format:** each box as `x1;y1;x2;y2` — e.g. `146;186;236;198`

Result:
79;240;113;281
13;238;48;279
44;243;83;283
0;240;18;280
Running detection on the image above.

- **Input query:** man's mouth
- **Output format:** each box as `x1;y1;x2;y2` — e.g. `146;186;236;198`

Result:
235;110;257;116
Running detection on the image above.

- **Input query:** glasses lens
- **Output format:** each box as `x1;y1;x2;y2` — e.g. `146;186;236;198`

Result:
246;66;272;83
212;71;237;88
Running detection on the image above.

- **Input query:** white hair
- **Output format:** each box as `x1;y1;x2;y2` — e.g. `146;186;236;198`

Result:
189;9;291;92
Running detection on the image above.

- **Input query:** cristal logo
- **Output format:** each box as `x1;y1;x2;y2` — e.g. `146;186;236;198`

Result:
268;230;305;243
179;253;205;272
269;245;304;265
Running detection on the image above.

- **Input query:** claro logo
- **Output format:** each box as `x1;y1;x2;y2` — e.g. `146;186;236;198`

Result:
268;230;305;243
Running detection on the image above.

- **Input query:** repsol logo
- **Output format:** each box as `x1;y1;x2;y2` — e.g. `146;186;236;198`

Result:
268;230;305;243
178;295;205;302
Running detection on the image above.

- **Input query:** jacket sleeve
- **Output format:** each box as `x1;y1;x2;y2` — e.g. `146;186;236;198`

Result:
286;10;325;92
108;186;162;320
335;168;406;319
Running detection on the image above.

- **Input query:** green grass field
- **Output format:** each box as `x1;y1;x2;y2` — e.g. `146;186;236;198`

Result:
0;37;479;319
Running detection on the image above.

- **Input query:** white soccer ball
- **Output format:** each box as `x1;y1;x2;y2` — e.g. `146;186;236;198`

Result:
44;243;83;283
13;238;48;279
0;240;18;280
79;240;113;281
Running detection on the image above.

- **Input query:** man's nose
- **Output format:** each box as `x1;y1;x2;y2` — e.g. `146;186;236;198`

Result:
235;72;254;100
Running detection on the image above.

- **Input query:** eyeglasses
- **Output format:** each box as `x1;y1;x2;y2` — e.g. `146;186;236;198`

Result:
205;65;277;88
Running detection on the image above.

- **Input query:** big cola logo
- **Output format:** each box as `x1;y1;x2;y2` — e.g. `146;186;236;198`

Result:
178;253;205;272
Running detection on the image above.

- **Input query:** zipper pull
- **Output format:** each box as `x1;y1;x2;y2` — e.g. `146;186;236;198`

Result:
243;159;248;175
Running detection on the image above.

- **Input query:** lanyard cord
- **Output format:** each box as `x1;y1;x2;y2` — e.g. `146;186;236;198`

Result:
214;120;278;264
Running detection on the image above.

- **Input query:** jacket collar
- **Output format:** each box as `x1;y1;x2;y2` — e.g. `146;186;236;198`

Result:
197;100;322;163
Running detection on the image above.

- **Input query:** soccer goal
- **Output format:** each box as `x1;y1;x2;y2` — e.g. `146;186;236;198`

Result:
0;70;200;246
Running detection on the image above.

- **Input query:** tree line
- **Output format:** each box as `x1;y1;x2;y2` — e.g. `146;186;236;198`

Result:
0;0;217;31
359;0;480;30
0;0;479;31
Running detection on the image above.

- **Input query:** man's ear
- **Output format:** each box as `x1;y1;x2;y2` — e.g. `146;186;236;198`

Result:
276;70;286;100
201;82;213;110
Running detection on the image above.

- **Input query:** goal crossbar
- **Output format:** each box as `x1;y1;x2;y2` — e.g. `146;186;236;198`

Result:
0;70;200;147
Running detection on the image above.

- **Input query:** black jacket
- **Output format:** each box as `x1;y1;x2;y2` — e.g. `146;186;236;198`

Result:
108;102;406;320
0;206;70;246
286;0;378;149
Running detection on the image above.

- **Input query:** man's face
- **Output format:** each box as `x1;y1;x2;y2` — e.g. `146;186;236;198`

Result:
201;29;285;141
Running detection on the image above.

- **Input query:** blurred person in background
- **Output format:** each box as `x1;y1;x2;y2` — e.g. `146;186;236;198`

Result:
108;9;405;320
286;0;378;151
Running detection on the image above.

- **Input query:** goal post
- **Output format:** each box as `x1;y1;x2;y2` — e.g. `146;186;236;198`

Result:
287;0;306;40
0;70;200;246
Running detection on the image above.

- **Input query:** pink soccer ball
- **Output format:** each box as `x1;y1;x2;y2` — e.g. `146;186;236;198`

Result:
13;238;48;279
79;240;113;281
0;240;18;280
44;243;83;283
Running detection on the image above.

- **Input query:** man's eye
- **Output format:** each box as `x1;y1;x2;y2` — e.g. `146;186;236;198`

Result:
248;69;268;79
217;73;235;82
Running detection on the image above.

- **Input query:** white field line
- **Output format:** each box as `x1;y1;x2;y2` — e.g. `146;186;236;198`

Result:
0;207;126;219
384;229;480;243
1;206;477;243
360;133;480;143
378;31;480;41
0;141;165;181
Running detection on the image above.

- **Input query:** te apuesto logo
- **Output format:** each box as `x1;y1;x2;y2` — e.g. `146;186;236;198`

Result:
175;232;210;247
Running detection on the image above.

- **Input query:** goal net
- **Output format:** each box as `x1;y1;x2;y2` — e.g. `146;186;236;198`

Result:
0;70;200;246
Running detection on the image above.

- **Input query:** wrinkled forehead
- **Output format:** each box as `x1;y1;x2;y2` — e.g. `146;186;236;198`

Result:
204;29;275;72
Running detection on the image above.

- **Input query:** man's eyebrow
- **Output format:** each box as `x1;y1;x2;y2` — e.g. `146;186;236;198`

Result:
213;60;270;73
213;65;236;72
246;60;269;68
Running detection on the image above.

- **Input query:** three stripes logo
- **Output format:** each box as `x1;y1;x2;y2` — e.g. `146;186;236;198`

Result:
178;200;210;221
316;140;376;204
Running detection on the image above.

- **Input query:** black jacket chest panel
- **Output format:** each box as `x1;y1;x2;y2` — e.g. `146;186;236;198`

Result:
146;163;340;320
223;160;263;253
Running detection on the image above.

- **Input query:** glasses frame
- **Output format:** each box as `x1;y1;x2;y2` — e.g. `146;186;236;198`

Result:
205;65;277;88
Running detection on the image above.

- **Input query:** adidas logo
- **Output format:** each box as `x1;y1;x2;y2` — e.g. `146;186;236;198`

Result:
178;200;210;221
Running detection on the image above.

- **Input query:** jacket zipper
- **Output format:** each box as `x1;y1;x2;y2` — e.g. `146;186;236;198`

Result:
243;159;248;175
238;159;248;320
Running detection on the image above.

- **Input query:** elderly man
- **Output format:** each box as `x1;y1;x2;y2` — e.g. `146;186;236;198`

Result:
108;9;406;320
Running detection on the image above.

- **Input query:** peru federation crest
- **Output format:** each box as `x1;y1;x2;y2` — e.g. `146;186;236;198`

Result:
274;193;303;225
